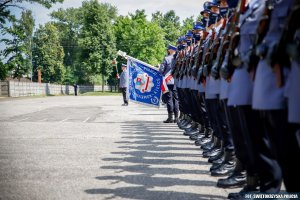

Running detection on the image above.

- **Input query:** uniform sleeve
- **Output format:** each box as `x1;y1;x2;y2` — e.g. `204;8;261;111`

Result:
159;58;167;75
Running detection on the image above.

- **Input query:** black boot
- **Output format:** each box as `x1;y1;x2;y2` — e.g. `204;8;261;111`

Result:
212;155;225;165
191;128;205;141
227;174;259;199
179;116;192;129
189;133;201;141
203;138;222;158
181;120;193;130
217;159;246;188
183;122;198;136
174;112;179;123
208;148;224;163
210;158;224;171
211;150;236;176
177;114;186;126
197;128;213;147
204;146;222;158
163;113;174;123
198;137;211;145
201;135;215;150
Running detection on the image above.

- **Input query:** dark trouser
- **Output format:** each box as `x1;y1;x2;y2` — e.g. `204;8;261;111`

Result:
191;90;204;125
120;87;128;104
260;110;300;192
178;88;190;116
220;99;234;151
229;106;270;181
188;89;201;122
228;106;248;167
165;84;179;114
200;92;211;128
183;88;193;117
236;106;262;176
206;98;223;140
285;125;300;191
177;88;186;114
162;93;167;104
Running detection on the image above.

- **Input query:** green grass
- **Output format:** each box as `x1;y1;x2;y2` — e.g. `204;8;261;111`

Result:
81;91;121;96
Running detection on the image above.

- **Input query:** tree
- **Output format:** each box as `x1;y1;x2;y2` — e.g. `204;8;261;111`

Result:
114;10;165;66
152;10;181;46
0;0;63;29
33;22;65;83
0;0;64;10
50;8;82;67
50;7;83;84
196;14;202;22
77;0;117;85
151;11;163;24
0;60;8;80
0;3;14;30
181;16;195;35
0;0;63;80
21;10;35;79
1;10;35;80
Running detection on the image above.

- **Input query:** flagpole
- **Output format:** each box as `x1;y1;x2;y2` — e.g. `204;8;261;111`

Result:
117;50;159;71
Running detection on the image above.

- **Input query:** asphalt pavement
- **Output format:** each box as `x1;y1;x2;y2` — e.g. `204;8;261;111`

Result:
0;96;238;200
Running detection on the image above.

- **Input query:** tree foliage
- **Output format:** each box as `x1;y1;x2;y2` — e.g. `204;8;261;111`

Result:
1;10;34;80
152;10;181;46
32;22;65;83
0;0;63;29
0;60;8;80
181;16;195;36
0;0;64;10
0;0;63;80
114;10;165;66
77;0;117;84
50;7;82;67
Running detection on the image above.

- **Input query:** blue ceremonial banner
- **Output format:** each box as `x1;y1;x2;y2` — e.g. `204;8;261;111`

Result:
127;57;163;107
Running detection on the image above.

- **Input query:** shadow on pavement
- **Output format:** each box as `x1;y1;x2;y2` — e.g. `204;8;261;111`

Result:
85;121;221;199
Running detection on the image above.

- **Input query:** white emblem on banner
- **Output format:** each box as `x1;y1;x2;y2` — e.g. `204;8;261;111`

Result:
134;73;154;93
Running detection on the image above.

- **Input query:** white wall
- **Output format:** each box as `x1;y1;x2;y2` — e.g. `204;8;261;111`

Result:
2;81;115;97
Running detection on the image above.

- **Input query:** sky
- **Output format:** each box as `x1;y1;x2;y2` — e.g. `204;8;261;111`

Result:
13;0;207;26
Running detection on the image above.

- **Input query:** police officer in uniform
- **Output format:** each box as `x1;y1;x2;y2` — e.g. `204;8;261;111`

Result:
182;30;203;135
285;26;300;192
160;45;179;123
201;1;225;161
251;0;297;194
174;36;186;122
252;0;300;193
73;83;78;96
178;31;195;130
188;22;210;140
208;0;237;179
118;64;128;106
177;36;192;127
218;0;266;198
285;30;300;192
194;4;214;147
